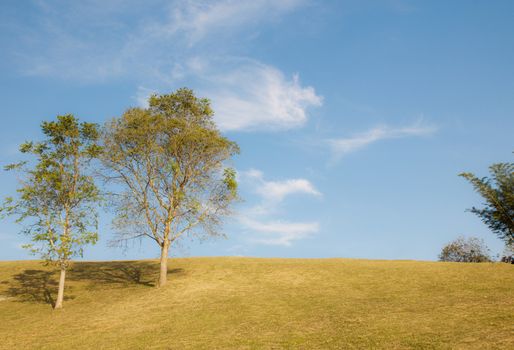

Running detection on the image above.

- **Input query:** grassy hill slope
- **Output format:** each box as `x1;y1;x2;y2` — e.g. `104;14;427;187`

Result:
0;258;512;349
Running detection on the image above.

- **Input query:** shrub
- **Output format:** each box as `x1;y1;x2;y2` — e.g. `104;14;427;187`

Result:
439;236;492;262
500;245;514;264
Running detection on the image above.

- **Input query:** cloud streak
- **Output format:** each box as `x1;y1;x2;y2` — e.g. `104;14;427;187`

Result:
240;218;319;246
328;120;437;160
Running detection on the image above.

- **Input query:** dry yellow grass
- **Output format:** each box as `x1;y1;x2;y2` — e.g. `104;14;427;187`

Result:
0;258;513;349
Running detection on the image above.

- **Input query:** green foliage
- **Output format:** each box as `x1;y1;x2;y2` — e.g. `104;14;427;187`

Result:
223;168;238;197
439;236;492;263
0;115;101;268
101;88;239;247
460;155;514;246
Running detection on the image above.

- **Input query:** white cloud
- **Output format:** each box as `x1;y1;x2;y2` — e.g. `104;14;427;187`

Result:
328;120;436;159
241;218;319;246
208;62;322;131
238;169;321;246
242;168;321;203
258;179;321;202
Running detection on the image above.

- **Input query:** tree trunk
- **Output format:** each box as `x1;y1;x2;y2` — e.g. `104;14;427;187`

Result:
54;268;66;309
158;241;169;287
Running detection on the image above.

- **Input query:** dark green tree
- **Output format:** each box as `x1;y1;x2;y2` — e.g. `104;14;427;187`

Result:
101;88;239;287
1;115;102;309
460;156;514;247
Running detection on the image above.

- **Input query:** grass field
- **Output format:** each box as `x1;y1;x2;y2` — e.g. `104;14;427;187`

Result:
0;258;512;349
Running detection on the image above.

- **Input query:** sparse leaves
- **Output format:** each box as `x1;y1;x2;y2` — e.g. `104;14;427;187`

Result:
439;236;492;263
1;115;102;268
100;88;239;286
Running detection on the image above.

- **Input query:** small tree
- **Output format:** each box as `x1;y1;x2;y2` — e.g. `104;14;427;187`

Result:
101;88;239;287
439;236;492;263
0;115;101;309
460;156;514;246
500;244;514;264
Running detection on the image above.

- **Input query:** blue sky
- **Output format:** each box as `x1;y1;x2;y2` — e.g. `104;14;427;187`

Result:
1;0;513;261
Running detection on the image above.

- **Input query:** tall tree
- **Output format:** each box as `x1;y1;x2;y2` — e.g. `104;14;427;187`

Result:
0;115;101;309
101;88;239;287
460;155;514;247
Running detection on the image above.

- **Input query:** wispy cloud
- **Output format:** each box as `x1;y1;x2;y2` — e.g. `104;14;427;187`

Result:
8;0;318;131
8;0;306;79
240;218;319;246
238;169;321;246
163;0;307;45
328;120;437;160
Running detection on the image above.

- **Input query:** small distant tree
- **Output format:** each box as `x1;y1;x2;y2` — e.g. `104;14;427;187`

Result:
0;115;101;309
460;156;514;247
439;236;492;263
101;88;239;287
500;245;514;264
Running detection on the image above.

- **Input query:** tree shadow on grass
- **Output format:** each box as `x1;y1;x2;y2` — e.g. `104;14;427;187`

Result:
1;262;185;304
3;270;63;306
69;261;184;288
